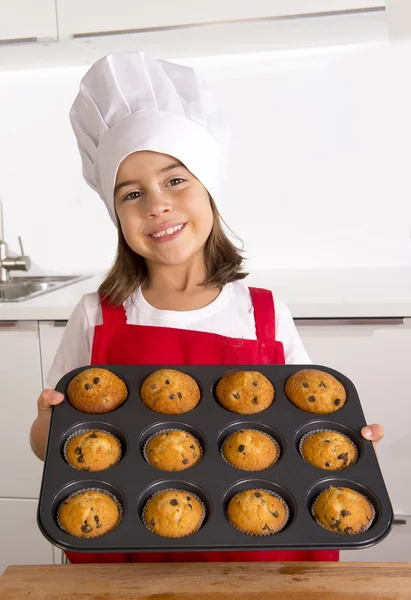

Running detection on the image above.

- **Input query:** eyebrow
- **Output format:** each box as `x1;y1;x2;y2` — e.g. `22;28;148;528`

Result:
114;162;184;196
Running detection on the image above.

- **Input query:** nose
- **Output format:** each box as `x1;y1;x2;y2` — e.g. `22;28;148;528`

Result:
144;189;172;219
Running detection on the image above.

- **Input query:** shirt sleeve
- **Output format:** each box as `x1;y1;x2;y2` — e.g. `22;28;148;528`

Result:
45;295;93;389
275;298;312;365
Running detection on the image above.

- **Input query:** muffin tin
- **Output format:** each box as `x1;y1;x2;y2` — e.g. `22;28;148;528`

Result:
37;364;393;553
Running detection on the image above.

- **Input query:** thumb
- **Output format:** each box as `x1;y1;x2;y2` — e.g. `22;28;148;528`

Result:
361;424;384;443
37;388;65;412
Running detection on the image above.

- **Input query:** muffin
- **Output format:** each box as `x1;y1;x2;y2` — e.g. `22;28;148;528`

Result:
285;369;346;414
144;430;202;472
143;490;205;538
313;486;374;535
67;368;128;414
301;430;357;470
58;490;121;538
215;371;274;414
227;489;288;536
140;369;201;415
65;429;122;472
222;430;279;471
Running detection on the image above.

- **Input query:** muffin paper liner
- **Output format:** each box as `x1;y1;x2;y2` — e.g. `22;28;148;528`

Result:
221;430;280;472
63;429;122;471
142;488;206;538
311;487;376;536
57;487;123;538
143;429;204;471
299;429;358;470
226;489;290;537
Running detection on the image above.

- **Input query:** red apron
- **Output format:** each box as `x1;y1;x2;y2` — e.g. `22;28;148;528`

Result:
66;286;338;563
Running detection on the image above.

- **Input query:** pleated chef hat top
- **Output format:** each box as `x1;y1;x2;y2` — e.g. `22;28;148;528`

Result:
69;52;229;225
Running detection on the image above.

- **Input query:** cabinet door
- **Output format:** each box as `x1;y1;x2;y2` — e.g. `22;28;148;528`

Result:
0;498;54;575
38;321;67;389
0;0;57;41
296;318;411;515
340;515;411;562
0;322;44;498
56;0;383;37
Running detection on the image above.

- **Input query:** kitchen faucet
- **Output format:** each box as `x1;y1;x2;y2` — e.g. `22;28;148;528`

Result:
0;200;31;283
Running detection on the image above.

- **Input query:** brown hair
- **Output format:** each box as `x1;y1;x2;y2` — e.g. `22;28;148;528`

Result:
98;196;248;306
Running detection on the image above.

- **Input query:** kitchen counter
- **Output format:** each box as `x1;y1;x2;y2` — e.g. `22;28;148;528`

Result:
0;267;410;321
0;562;410;599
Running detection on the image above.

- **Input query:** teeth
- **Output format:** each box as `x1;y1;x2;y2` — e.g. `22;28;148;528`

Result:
151;224;184;238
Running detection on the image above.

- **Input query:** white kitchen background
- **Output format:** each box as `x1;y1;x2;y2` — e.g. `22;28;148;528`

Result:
0;0;411;576
1;7;411;273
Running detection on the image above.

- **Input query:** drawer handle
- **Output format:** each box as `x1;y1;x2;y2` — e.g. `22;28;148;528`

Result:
393;519;407;526
296;318;405;326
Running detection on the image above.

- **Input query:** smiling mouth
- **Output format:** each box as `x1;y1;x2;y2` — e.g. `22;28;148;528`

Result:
148;223;186;239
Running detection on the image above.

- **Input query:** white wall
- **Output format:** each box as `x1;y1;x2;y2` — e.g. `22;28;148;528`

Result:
0;37;411;276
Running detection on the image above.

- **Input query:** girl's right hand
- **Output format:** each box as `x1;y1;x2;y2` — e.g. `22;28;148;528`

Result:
37;388;65;413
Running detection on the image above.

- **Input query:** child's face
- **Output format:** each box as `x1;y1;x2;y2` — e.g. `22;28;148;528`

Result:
114;151;213;268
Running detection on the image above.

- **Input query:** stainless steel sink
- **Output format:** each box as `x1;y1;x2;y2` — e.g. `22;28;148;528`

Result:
0;275;92;302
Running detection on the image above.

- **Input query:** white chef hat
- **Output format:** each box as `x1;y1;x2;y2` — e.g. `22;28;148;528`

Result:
69;51;229;225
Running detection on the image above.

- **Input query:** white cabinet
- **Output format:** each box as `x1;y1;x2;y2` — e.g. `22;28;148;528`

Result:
0;0;57;41
56;0;384;38
387;0;411;41
296;318;411;516
340;515;411;562
0;0;386;42
38;321;67;389
0;322;62;571
0;322;44;498
0;498;54;576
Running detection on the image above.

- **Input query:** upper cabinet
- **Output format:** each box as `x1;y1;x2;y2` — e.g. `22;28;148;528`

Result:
387;0;411;40
0;0;387;70
0;0;57;41
56;0;385;38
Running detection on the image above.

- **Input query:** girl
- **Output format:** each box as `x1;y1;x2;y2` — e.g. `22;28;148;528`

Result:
30;52;383;564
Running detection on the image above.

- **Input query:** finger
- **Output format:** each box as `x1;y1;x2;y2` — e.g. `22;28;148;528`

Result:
361;424;384;442
38;388;65;412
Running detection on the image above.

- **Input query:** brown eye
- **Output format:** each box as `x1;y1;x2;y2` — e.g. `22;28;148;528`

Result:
168;178;185;186
124;191;142;202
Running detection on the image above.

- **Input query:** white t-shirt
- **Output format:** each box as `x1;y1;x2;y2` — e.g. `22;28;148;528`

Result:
46;281;311;389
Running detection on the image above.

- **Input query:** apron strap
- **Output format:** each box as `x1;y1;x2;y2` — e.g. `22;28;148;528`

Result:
248;287;276;342
99;294;127;327
98;288;276;340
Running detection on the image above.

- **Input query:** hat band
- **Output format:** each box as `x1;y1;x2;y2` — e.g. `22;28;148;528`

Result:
95;110;224;225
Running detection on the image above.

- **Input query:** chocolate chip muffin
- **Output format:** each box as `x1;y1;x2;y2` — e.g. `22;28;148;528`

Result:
227;490;288;536
140;369;201;414
144;430;202;472
58;490;121;538
285;369;346;414
67;368;128;414
143;490;205;538
301;430;357;470
65;429;121;472
313;486;374;535
215;371;274;414
222;430;279;471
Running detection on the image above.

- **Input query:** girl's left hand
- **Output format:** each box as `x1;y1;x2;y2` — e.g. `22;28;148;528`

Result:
361;424;384;453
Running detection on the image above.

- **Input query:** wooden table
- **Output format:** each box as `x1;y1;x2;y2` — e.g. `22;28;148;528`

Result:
1;562;410;599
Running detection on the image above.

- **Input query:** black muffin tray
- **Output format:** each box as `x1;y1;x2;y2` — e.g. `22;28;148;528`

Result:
37;364;393;553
